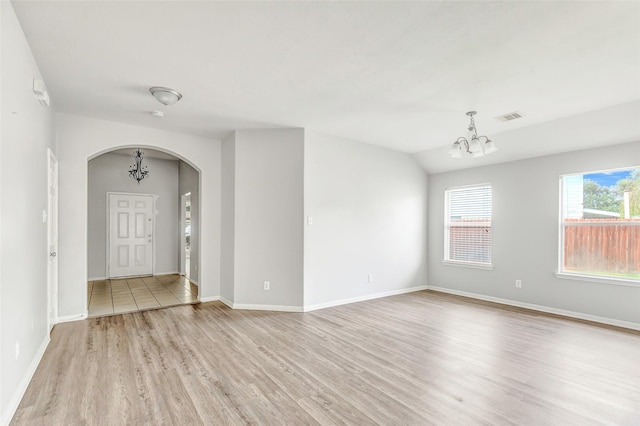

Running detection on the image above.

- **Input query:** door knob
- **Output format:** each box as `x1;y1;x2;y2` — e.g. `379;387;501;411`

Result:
50;252;57;257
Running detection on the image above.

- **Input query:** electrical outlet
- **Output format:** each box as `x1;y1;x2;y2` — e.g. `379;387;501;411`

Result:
367;274;373;283
515;280;522;288
263;281;270;291
15;341;20;360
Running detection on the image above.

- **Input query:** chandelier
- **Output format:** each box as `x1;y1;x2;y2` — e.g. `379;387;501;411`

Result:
448;111;497;158
129;148;149;184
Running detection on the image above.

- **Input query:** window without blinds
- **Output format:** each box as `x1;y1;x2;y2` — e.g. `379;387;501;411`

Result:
445;184;492;265
559;167;639;281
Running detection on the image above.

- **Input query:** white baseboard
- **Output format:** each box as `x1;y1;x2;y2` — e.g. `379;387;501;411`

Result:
199;296;220;303
1;334;50;426
56;313;87;324
303;285;429;312
209;297;302;312
428;286;640;331
205;286;431;313
230;303;303;312
92;273;184;281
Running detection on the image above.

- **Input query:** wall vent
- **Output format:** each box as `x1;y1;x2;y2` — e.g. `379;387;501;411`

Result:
495;111;524;122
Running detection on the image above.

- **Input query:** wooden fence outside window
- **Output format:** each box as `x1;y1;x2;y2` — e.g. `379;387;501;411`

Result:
563;219;640;276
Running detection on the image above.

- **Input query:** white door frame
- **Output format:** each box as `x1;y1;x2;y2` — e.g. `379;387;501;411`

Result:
106;192;157;278
47;149;58;331
179;194;187;276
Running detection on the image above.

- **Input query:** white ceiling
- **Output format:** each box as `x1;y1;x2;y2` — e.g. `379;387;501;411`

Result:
11;1;640;170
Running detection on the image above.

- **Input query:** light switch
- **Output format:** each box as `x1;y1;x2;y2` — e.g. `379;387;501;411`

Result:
42;210;48;223
307;216;313;225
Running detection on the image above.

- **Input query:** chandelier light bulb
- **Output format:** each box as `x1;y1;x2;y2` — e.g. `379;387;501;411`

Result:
448;141;461;156
472;148;485;158
484;140;498;154
468;137;481;153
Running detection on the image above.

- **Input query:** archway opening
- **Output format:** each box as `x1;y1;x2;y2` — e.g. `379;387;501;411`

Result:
86;146;201;316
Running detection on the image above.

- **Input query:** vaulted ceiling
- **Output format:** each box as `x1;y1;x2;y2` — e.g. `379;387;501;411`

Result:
11;1;640;172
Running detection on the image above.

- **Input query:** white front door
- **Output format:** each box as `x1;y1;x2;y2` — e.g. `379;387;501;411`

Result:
47;149;58;331
108;193;154;278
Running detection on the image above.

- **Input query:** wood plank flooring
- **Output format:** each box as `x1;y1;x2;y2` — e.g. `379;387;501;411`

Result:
11;291;640;425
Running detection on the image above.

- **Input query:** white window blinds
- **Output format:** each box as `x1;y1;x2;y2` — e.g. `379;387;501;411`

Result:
445;184;492;264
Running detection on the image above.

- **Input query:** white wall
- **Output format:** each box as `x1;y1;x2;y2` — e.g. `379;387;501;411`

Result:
0;2;56;422
220;133;235;303
428;141;640;326
55;114;221;318
87;153;180;279
303;131;429;308
179;161;200;283
232;129;304;308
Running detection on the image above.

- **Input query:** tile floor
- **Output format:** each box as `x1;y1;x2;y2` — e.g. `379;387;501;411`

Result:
88;274;198;317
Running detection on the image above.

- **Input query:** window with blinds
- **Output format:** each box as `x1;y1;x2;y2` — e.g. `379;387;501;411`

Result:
444;184;492;265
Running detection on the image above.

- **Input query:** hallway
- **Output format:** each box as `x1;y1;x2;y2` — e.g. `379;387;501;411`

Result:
88;274;198;317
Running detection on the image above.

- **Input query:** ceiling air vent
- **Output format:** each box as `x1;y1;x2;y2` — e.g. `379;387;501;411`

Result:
495;111;524;122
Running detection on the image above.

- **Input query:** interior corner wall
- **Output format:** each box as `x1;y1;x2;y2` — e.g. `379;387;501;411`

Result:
427;140;640;326
303;131;429;308
87;153;180;279
179;161;200;283
232;129;305;308
220;132;236;303
55;113;221;318
0;1;56;421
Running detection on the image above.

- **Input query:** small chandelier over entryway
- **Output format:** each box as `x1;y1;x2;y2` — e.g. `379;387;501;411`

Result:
448;111;497;158
129;148;149;184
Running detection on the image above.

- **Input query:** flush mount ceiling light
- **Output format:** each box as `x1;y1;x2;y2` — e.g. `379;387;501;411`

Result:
149;86;183;106
448;111;497;159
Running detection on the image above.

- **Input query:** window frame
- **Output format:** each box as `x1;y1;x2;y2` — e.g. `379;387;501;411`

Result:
557;166;640;286
443;183;494;270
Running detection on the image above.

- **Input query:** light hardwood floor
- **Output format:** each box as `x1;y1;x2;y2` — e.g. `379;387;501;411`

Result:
12;291;640;425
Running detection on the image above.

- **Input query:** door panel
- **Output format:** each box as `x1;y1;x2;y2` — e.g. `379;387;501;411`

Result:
118;245;129;267
109;194;153;277
118;213;129;238
135;245;146;266
135;213;146;237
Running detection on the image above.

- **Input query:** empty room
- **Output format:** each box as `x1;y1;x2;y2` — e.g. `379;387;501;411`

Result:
1;1;639;425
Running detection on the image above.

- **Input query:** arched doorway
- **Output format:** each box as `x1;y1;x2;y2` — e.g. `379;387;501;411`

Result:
86;146;201;316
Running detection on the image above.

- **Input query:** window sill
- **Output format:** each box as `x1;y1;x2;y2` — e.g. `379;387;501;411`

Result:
555;272;640;287
442;260;494;271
